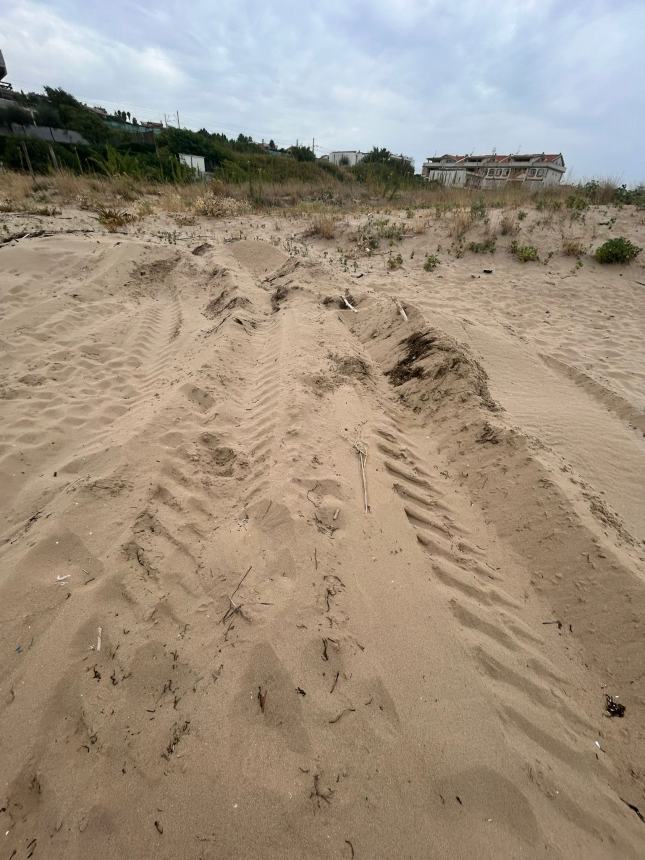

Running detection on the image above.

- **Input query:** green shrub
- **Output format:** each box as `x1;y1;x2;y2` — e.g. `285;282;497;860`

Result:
387;253;403;270
376;220;404;242
510;241;539;262
614;184;645;206
517;210;527;221
566;194;589;212
423;253;440;271
594;237;641;264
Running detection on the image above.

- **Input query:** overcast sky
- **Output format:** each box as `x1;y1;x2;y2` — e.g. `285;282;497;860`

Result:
3;0;644;181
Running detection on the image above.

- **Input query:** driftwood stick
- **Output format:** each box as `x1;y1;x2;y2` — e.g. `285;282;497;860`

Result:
353;442;370;513
396;299;408;321
341;295;358;313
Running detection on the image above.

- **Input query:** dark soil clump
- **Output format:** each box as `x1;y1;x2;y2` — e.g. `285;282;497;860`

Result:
203;289;250;319
385;332;438;386
272;285;290;312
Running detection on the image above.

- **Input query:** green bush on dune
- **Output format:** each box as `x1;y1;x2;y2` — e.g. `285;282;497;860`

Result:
594;237;641;264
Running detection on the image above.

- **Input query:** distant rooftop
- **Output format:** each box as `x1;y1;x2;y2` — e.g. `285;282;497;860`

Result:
426;153;564;166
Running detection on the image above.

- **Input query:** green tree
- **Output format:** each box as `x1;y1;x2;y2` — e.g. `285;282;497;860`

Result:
43;87;109;144
287;145;315;162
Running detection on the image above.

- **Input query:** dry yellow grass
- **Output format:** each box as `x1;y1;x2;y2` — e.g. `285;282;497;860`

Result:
304;214;339;239
0;170;634;227
448;209;475;240
561;236;586;256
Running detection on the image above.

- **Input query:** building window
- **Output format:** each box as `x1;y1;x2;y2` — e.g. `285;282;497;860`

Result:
537;168;545;176
487;168;495;176
503;168;510;176
495;168;503;176
528;168;536;177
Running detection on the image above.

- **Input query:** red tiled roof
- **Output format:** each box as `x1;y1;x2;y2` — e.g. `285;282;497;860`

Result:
431;153;562;164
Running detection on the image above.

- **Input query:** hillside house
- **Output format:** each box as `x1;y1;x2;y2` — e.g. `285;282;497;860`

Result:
422;153;565;188
0;48;12;93
320;150;415;170
178;152;206;176
320;150;367;166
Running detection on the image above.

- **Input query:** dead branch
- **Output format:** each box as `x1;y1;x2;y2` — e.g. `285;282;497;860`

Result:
353;442;370;513
395;299;408;321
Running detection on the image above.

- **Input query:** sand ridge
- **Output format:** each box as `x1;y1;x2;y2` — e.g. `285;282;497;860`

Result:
1;205;645;858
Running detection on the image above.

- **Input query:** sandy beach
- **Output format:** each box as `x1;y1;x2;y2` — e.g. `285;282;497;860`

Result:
1;196;645;858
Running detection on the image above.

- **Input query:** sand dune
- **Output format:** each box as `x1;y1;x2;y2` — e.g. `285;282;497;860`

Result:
1;203;644;858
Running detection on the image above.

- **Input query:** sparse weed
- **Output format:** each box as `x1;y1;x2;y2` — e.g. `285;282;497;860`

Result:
388;253;403;270
95;206;136;232
561;237;585;257
423;253;440;271
468;238;496;254
471;199;487;219
510;241;539;262
375;219;405;242
500;215;519;236
172;212;197;226
194;193;251;218
136;200;154;218
304;215;338;239
449;210;474;240
566;195;589;212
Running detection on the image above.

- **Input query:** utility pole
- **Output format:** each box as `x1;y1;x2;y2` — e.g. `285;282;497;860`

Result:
176;110;180;129
312;137;315;153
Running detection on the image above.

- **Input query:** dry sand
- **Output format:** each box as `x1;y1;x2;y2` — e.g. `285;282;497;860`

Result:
1;199;645;858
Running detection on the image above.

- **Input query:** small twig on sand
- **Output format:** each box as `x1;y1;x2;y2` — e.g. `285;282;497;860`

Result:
222;565;253;623
330;671;340;694
329;707;356;724
314;547;318;570
395;299;408;322
258;686;267;713
222;596;241;623
353;442;370;513
341;295;358;313
306;483;321;508
345;840;355;859
230;565;253;600
96;626;102;652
